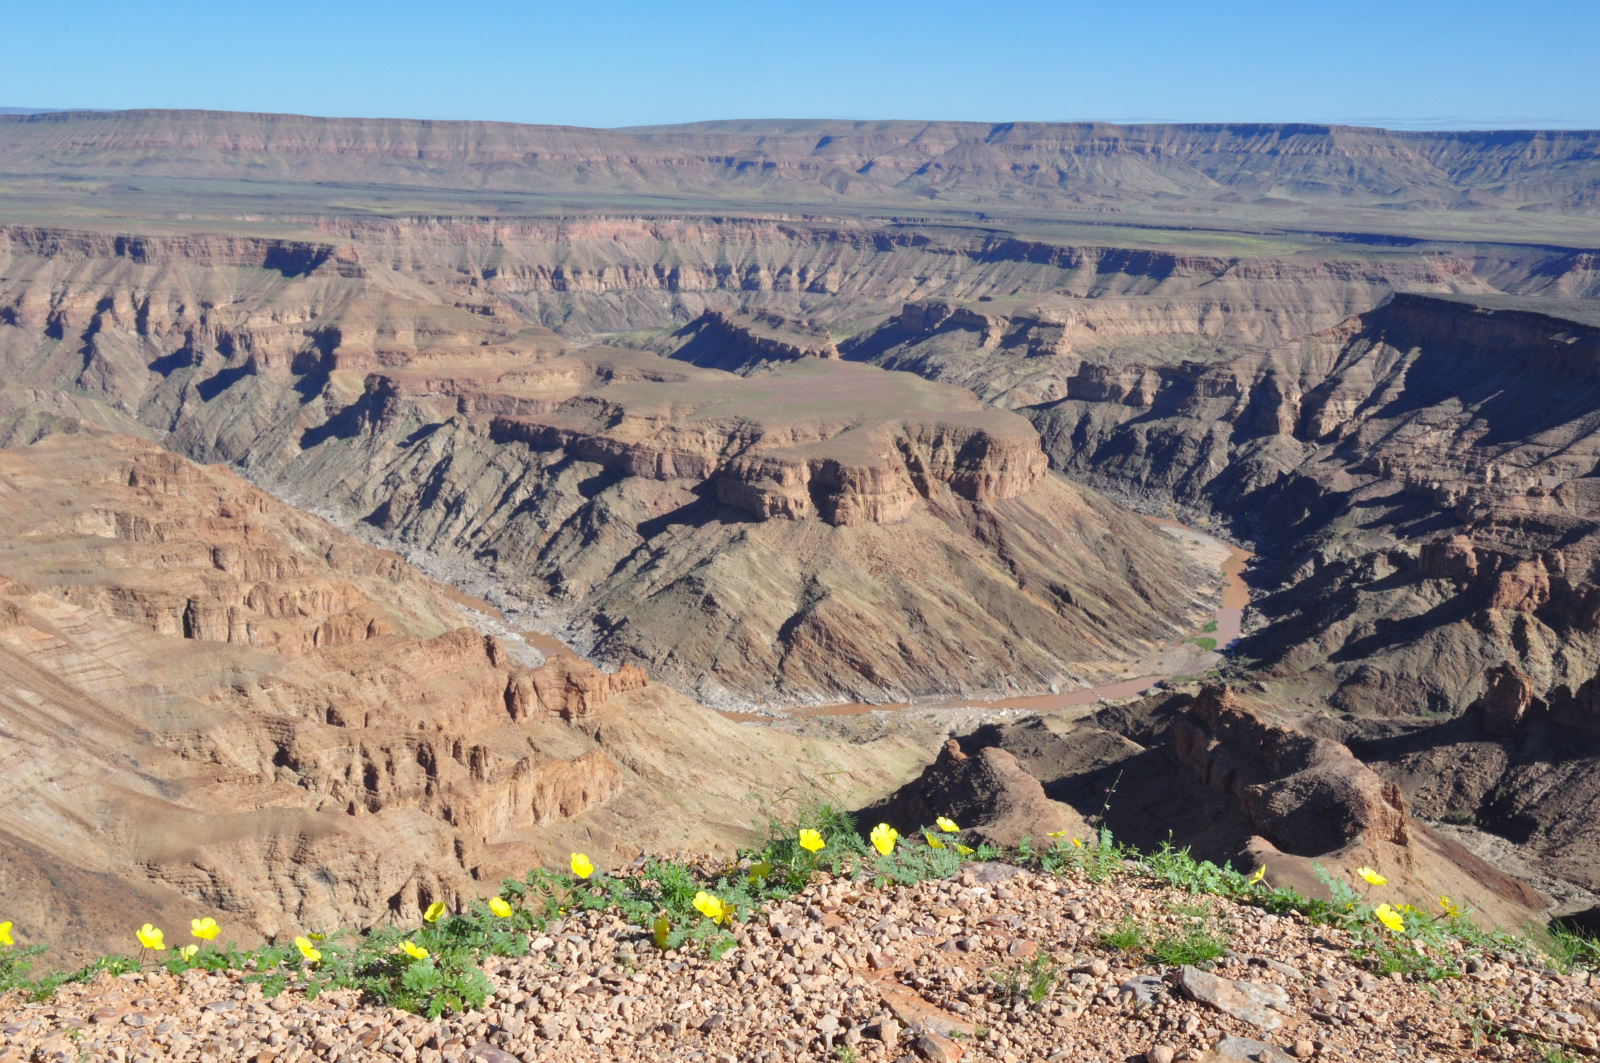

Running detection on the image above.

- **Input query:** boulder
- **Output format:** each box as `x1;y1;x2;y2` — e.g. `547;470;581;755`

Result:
860;739;1088;846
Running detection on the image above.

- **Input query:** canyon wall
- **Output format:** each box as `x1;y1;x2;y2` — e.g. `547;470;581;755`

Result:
4;112;1600;215
0;432;922;963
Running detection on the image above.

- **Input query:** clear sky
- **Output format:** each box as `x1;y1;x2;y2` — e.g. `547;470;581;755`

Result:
8;0;1595;130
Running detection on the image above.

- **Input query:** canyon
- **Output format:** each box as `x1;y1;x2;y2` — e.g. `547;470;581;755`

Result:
3;109;1600;958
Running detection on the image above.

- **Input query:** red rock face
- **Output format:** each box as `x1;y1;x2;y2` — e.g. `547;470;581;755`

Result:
0;433;643;961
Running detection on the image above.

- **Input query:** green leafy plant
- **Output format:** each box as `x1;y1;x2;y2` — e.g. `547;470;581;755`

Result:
872;843;963;886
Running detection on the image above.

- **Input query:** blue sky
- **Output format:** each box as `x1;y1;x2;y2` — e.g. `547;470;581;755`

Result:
8;0;1595;130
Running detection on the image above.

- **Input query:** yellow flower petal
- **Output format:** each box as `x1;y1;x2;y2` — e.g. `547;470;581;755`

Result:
1374;903;1405;934
1071;837;1083;848
294;935;321;962
869;823;898;856
136;924;166;951
693;891;730;925
190;917;220;941
1356;866;1386;886
178;945;198;961
488;897;513;918
798;829;825;853
0;921;11;947
955;844;974;856
423;901;446;923
1248;867;1266;885
923;830;946;849
570;853;594;880
400;940;429;960
936;817;960;833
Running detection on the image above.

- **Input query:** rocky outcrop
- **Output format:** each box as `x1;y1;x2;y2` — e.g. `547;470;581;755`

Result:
1474;663;1534;737
509;655;650;720
943;687;1549;927
859;738;1088;847
664;308;840;371
1170;686;1408;857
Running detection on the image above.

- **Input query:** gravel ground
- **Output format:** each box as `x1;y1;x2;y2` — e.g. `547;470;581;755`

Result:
4;862;1596;1063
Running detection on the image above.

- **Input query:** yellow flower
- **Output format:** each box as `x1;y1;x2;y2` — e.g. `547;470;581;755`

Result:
653;914;670;950
869;823;898;856
1071;837;1083;848
923;830;946;849
1248;866;1267;886
798;829;825;853
1374;903;1405;934
190;917;220;941
955;844;974;856
488;897;513;919
693;891;731;926
294;936;322;963
423;901;446;923
936;817;960;833
570;853;594;880
136;924;166;951
0;921;11;947
1356;867;1386;886
1046;831;1066;839
399;940;429;960
178;945;199;961
1438;895;1462;918
747;861;772;883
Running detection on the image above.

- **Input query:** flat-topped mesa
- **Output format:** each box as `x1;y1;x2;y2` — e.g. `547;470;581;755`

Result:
715;416;1046;526
464;348;1053;526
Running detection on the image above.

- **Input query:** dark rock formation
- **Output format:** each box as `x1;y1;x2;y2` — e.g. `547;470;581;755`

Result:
858;739;1086;847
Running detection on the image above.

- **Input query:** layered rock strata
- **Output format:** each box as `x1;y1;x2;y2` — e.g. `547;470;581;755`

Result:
0;225;1210;705
0;433;921;964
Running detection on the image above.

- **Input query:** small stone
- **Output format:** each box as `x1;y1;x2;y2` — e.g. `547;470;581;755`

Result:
1088;959;1110;978
462;1046;521;1063
1120;975;1167;1007
1205;1035;1295;1062
1292;1040;1316;1059
1148;1047;1176;1063
1177;966;1287;1031
868;951;894;971
870;1018;901;1050
914;1032;963;1063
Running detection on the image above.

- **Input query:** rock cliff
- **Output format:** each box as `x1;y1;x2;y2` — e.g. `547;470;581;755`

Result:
0;433;922;964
